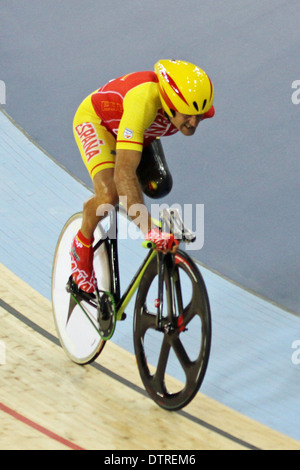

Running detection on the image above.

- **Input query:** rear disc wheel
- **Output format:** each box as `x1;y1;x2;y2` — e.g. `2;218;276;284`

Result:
52;213;110;364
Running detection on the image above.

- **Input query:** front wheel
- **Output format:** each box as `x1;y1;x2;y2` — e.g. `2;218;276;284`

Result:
134;250;211;411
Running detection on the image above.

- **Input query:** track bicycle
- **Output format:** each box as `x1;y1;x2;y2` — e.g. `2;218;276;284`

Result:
51;206;212;411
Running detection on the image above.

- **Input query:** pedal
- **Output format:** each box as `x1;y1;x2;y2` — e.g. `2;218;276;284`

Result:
65;276;76;293
66;276;96;300
97;292;116;340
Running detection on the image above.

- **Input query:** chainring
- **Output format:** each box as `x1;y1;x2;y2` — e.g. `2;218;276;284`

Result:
98;292;116;340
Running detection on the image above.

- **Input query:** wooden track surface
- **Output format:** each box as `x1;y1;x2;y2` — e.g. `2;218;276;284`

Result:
0;262;299;451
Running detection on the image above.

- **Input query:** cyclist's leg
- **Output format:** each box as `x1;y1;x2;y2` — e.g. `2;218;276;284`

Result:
81;169;118;240
71;95;118;292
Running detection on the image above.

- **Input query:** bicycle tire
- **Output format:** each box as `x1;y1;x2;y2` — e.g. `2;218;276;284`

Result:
52;213;110;365
133;249;211;411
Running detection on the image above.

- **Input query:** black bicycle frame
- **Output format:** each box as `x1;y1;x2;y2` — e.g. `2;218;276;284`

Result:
93;206;157;321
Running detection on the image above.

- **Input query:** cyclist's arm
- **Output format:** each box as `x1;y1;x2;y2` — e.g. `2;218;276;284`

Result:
114;83;160;234
114;148;152;234
116;82;160;153
114;150;178;252
114;81;178;247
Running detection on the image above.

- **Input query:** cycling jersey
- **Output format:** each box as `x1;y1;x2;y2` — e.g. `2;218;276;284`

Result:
91;71;179;152
73;71;179;179
73;70;214;179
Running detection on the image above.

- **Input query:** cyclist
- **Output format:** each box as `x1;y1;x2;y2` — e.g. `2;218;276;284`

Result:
71;59;215;293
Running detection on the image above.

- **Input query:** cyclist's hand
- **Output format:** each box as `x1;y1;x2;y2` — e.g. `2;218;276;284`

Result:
145;228;179;253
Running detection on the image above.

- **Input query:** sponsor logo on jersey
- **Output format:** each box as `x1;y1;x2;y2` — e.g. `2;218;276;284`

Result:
75;122;104;161
123;128;133;140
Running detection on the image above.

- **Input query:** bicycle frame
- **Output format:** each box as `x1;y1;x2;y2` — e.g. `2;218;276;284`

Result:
69;205;191;332
92;206;157;322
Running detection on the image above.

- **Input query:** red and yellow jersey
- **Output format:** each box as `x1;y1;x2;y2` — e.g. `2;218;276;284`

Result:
90;71;179;152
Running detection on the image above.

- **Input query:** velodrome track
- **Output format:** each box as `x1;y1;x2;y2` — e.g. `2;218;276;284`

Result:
1;263;299;451
1;108;300;450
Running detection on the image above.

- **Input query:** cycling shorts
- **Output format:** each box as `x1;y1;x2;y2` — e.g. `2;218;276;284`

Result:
73;93;116;180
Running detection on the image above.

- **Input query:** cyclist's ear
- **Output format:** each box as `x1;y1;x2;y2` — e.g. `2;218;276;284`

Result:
136;139;173;199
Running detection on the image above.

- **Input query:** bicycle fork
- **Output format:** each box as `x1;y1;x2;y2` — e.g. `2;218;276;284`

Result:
156;251;187;335
156;252;178;333
156;252;165;331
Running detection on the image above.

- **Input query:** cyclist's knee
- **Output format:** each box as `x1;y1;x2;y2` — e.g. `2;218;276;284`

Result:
93;169;118;206
82;193;117;222
82;197;98;217
95;193;117;218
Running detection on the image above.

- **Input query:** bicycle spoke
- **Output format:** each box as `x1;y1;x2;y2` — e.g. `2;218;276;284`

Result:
154;336;171;388
182;302;201;328
171;335;192;371
139;306;157;335
171;335;204;391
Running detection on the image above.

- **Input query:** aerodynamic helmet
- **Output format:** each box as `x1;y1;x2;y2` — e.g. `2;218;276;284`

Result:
155;59;214;117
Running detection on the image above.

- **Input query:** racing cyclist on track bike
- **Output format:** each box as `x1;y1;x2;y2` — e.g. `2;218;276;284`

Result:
71;59;215;293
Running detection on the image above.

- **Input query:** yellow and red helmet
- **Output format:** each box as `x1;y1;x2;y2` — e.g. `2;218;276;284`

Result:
155;59;214;117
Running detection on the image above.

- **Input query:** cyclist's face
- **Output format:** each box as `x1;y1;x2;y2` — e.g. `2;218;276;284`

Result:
170;112;204;136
